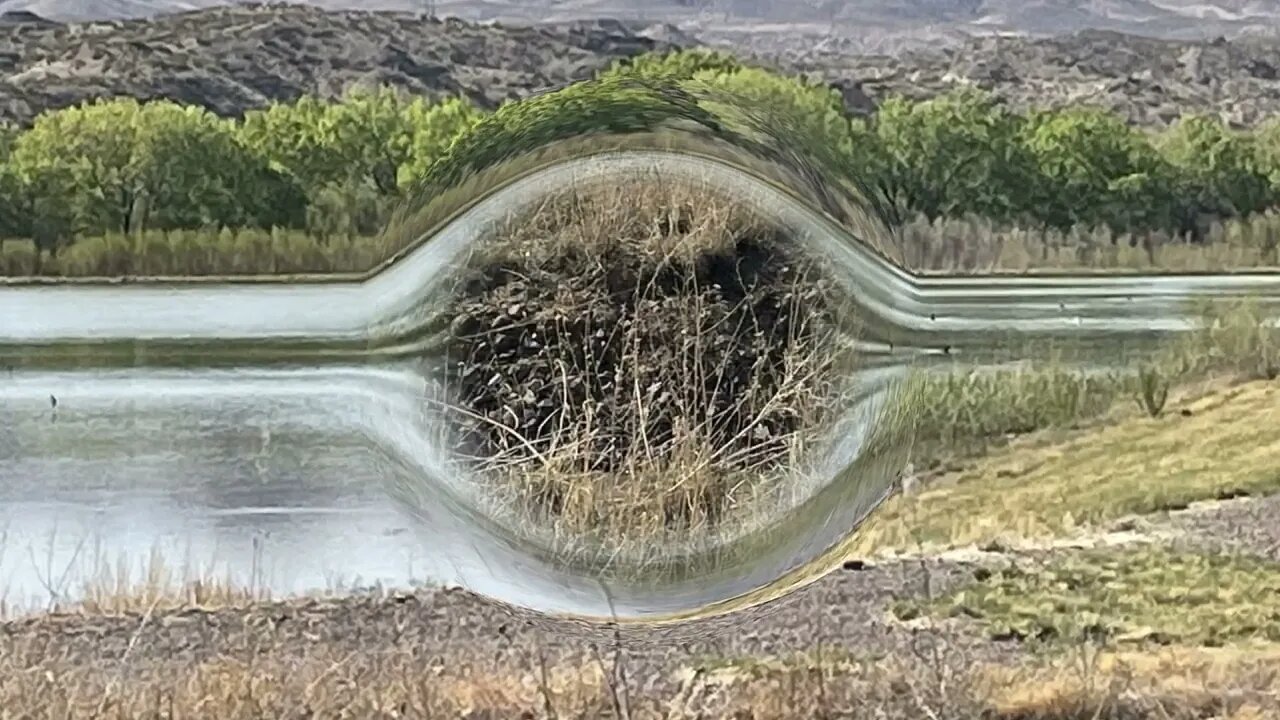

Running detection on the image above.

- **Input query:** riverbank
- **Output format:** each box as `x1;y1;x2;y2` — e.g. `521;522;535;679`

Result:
3;378;1279;718
3;514;1278;718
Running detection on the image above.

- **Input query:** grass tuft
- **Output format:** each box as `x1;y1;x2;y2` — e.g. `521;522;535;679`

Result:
425;177;865;575
896;546;1280;648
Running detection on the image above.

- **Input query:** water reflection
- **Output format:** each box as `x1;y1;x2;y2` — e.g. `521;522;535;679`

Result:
0;367;633;617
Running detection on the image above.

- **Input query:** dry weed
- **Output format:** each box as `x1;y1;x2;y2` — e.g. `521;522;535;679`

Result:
424;177;862;573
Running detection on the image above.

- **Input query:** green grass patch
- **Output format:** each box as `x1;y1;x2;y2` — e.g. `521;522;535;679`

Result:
895;546;1280;647
852;378;1280;555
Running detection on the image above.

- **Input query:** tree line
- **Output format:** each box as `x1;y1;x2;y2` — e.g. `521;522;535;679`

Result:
2;48;1279;254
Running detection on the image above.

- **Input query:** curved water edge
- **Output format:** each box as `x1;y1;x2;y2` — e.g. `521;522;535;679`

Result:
0;362;902;621
3;150;1279;355
0;365;691;619
3;149;1280;623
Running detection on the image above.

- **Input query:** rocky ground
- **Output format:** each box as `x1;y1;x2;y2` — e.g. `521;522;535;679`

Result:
0;5;685;125
3;373;1278;716
2;3;1280;129
6;0;1280;45
1172;492;1280;562
0;551;1018;717
0;559;999;685
2;493;1278;716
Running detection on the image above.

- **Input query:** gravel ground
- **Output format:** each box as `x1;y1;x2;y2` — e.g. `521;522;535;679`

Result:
4;495;1276;710
0;557;1019;692
1170;493;1280;562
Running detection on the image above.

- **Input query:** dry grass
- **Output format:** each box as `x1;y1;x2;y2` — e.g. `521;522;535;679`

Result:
0;643;612;720
60;556;265;618
3;619;1277;719
411;170;1274;584
852;377;1280;556
684;644;1280;719
4;146;1280;717
909;294;1278;450
0;540;272;621
846;293;1280;556
4;341;1280;718
978;645;1280;719
424;177;864;576
900;210;1280;274
6;187;1280;279
0;229;387;277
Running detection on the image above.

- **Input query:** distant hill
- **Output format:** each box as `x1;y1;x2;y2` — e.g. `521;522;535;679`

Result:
0;3;1278;129
2;0;1279;43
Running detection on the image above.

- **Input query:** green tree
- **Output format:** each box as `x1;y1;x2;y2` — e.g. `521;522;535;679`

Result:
689;65;854;157
1018;107;1174;231
240;85;481;197
606;49;857;166
134;102;306;231
0;122;24;239
601;48;744;80
872;89;1034;222
1;158;69;252
683;65;886;224
1250;116;1280;198
396;96;487;188
9;100;141;239
9;99;303;241
411;74;732;197
238;93;341;193
304;181;392;238
322;85;426;195
1157;114;1274;236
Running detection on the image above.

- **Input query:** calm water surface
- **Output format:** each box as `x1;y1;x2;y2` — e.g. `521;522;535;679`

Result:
4;151;1279;620
0;367;627;617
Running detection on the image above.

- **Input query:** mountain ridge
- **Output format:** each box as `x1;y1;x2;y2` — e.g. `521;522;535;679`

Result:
2;0;1279;43
0;3;1278;130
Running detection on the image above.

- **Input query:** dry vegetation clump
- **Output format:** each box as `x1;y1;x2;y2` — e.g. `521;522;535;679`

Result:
0;229;389;277
424;177;862;567
6;198;1280;279
899;209;1280;274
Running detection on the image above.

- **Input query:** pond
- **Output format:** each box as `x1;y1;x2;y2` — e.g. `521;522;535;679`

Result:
3;150;1277;622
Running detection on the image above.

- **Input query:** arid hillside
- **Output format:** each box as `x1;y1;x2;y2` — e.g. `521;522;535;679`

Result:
1;4;1279;129
4;0;1280;44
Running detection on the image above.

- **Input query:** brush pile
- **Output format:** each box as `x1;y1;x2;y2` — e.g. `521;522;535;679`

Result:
429;177;860;554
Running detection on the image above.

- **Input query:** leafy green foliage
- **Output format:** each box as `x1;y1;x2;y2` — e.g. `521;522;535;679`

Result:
4;49;1280;256
241;86;400;194
1157;114;1276;235
690;66;853;156
238;87;486;236
238;94;340;192
396;97;486;188
1019;107;1175;231
0;122;24;239
9;99;302;242
131;102;306;231
601;48;745;80
609;54;855;179
304;181;394;239
873;88;1033;222
407;74;731;199
1257;117;1280;193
